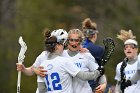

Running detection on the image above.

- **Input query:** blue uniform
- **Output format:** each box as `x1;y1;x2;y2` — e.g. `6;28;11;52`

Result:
82;38;104;89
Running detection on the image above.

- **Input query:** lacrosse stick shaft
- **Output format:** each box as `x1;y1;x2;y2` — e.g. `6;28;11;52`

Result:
17;36;27;93
93;37;115;92
17;71;21;93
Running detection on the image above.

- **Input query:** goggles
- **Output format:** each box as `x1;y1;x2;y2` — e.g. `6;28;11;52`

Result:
68;38;81;42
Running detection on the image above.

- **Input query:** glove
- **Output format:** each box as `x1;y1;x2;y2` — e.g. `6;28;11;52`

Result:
120;80;132;91
97;66;105;75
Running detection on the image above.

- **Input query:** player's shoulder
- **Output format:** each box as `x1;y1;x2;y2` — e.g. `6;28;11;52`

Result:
63;50;68;53
55;56;73;67
37;51;48;57
116;61;123;68
89;44;104;51
35;51;48;62
118;61;123;65
54;56;71;62
138;53;140;62
80;52;94;58
61;50;68;56
56;56;67;60
40;59;49;66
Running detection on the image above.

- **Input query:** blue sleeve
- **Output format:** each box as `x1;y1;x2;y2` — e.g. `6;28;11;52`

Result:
88;45;104;63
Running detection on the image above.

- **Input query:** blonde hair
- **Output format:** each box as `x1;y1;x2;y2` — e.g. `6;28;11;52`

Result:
68;29;84;43
117;29;138;46
117;29;136;42
68;29;84;39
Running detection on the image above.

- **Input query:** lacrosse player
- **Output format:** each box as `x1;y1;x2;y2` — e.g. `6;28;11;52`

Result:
82;18;107;93
17;28;105;93
115;29;140;93
58;29;106;93
39;28;105;93
16;29;67;93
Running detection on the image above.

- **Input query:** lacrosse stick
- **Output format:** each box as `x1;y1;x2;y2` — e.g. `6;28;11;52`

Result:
17;36;27;93
98;37;115;67
93;37;115;92
120;57;128;93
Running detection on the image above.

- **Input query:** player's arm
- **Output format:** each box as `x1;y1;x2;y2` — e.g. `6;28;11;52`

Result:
130;70;140;84
65;58;104;80
98;75;107;85
114;63;122;93
32;66;47;77
114;81;122;93
32;51;47;77
95;83;106;93
127;53;140;84
16;63;34;76
86;53;107;92
95;75;107;92
16;52;43;76
79;47;89;53
37;82;47;93
129;54;140;83
76;68;104;81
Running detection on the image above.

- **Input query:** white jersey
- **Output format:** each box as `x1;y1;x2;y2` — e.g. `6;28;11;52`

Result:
115;59;140;93
40;56;80;93
137;53;140;70
61;50;98;93
33;51;49;82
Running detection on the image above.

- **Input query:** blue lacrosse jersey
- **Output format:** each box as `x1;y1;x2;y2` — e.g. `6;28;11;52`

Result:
82;38;104;63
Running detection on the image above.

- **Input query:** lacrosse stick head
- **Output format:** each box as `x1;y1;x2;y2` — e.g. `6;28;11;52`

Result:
100;37;115;66
103;37;115;49
18;36;27;63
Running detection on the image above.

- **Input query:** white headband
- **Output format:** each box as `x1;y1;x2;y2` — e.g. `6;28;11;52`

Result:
124;39;138;45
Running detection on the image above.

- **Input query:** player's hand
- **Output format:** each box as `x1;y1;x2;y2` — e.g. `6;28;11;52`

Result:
95;83;106;93
33;66;47;77
16;63;25;72
97;66;105;75
95;86;104;93
79;47;89;53
120;80;131;91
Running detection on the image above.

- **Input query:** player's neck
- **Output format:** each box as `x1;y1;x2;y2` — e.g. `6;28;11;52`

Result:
127;56;138;64
90;38;96;43
48;52;61;60
67;49;79;57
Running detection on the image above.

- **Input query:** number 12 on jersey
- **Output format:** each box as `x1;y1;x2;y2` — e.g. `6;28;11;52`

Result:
45;72;62;91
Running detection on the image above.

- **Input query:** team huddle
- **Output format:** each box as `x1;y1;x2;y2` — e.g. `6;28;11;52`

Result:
16;18;140;93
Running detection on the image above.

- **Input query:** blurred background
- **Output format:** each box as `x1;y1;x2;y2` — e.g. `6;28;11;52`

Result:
0;0;140;92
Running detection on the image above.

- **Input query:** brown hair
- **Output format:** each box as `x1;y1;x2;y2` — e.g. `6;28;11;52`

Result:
43;28;57;53
82;18;97;30
82;18;98;39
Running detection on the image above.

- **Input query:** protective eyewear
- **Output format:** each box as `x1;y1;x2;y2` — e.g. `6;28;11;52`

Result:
68;38;80;42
